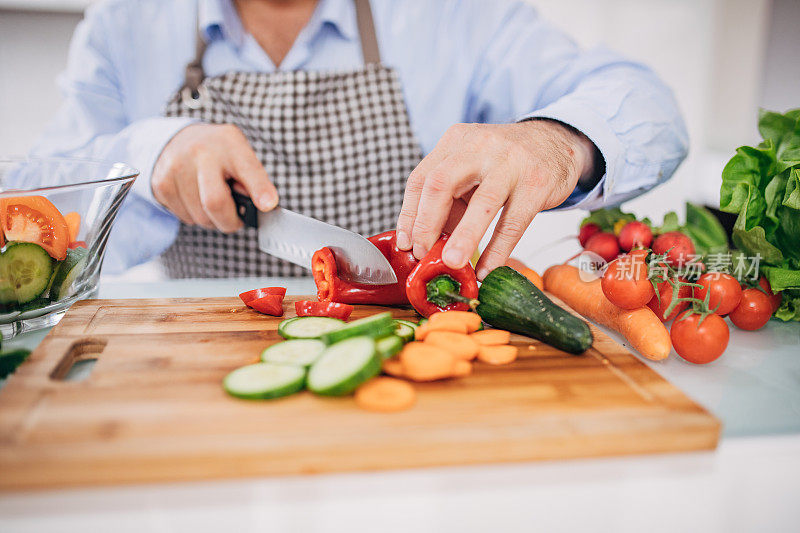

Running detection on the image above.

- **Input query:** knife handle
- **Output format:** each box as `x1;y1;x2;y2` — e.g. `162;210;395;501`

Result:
229;183;259;228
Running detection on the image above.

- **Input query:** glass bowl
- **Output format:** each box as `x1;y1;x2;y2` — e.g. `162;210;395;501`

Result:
0;157;137;338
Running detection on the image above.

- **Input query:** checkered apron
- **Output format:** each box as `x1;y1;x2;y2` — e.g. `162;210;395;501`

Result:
160;0;422;277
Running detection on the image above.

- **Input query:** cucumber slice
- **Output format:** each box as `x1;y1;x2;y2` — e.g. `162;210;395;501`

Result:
223;362;306;400
261;339;326;367
418;318;428;326
393;319;418;342
318;312;395;345
0;349;31;379
376;334;404;360
278;316;345;340
307;336;380;396
0;243;54;304
49;247;88;301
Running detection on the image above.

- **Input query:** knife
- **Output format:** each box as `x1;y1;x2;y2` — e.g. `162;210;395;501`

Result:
230;189;398;285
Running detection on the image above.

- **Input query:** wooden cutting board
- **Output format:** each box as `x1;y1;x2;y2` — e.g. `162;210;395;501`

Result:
0;296;720;490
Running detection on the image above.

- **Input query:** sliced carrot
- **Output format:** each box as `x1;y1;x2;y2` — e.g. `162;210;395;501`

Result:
477;345;518;365
424;331;479;360
452;360;472;377
470;329;511;346
382;358;406;378
399;342;456;382
429;310;482;332
355;377;416;413
414;320;466;339
519;268;544;291
64;211;81;242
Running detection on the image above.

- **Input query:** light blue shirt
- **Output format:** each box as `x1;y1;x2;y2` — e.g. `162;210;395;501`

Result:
32;0;688;274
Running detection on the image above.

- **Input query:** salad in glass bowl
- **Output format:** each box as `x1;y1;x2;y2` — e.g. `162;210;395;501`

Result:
0;157;137;338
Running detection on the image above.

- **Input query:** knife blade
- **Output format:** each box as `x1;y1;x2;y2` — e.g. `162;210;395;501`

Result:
231;189;398;285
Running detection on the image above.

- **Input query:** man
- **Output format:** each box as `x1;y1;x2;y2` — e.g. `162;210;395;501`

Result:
32;0;688;278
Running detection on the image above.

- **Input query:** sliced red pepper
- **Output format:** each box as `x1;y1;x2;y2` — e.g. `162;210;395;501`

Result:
295;300;353;321
239;287;287;305
248;294;284;316
405;234;479;317
312;230;418;305
68;241;87;249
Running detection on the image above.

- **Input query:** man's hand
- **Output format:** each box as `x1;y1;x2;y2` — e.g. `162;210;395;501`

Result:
152;123;279;232
395;120;597;279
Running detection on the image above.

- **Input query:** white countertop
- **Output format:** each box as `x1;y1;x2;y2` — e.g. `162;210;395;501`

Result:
1;277;799;532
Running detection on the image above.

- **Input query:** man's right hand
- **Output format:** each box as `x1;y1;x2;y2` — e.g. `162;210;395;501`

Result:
152;123;279;232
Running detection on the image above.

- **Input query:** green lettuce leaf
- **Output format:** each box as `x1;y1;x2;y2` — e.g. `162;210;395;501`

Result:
658;211;680;233
682;202;728;254
720;143;775;218
580;207;635;232
762;267;800;292
783;168;800;209
731;184;784;264
773;289;800;322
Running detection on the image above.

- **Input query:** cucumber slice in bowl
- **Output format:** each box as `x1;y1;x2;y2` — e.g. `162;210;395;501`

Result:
49;246;88;301
223;362;306;400
318;312;394;345
261;339;326;367
0;243;54;305
278;316;345;340
307;336;381;396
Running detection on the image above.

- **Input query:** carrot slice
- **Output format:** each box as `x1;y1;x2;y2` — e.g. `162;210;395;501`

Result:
414;320;467;339
64;211;81;242
452;360;472;377
382;358;406;378
424;331;479;360
400;342;456;381
355;377;416;413
470;329;511;346
429;310;482;332
477;345;518;365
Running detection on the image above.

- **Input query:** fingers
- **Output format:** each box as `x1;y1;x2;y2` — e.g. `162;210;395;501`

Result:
152;174;193;225
396;148;451;251
441;178;508;269
474;196;537;280
197;162;242;233
176;165;214;229
229;133;278;212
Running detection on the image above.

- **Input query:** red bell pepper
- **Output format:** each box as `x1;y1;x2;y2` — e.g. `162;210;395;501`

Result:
248;294;284;316
405;234;479;317
239;287;287;306
295;300;354;321
68;241;87;249
312;230;419;305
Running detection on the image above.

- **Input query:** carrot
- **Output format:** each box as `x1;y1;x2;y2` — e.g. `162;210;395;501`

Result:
414;320;467;339
399;342;456;381
64;211;81;242
355;377;416;413
382;358;406;378
543;264;671;361
506;258;543;290
469;329;511;346
428;311;482;333
424;331;479;360
477;345;518;365
452;360;472;377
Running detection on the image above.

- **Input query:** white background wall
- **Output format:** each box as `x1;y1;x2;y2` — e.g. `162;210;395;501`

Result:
0;0;797;279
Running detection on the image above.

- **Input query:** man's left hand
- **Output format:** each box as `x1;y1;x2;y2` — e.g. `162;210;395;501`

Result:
395;120;598;279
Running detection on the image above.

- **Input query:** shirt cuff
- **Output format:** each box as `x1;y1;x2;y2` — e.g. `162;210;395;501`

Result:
518;98;625;209
125;116;198;208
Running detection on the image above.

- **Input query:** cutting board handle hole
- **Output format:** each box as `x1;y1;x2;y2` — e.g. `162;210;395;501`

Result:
49;339;108;382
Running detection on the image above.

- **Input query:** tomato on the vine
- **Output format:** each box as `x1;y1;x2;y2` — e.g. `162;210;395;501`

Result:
670;311;729;364
693;273;742;315
757;276;782;312
601;249;654;309
647;276;691;322
729;288;772;331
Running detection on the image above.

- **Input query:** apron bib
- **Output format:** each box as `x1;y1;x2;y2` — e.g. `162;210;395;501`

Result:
161;0;422;278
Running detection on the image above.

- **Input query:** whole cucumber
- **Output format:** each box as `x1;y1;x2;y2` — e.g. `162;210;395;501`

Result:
476;266;593;354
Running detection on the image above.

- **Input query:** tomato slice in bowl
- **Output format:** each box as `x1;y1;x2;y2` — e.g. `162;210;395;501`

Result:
0;196;70;260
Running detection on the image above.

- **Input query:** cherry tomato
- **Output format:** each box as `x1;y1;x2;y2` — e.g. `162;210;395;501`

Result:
618;221;653;251
729;288;772;331
652;231;695;268
758;276;782;312
693;273;742;315
578;223;601;247
601;249;654;309
671;311;729;364
647;276;691;322
584;232;620;263
0;196;70;260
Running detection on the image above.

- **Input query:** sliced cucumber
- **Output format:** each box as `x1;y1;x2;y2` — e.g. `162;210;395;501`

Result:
0;243;54;304
376;334;404;360
0;349;31;379
278;316;345;340
307;336;380;396
318;312;395;345
393;319;418;342
49;247;88;301
418;318;428;326
261;339;326;367
223;362;306;400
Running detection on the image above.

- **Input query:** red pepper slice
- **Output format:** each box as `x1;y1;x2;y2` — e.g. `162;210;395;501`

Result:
312;230;418;305
68;241;87;249
405;234;479;317
239;287;287;305
248;294;284;316
295;300;353;321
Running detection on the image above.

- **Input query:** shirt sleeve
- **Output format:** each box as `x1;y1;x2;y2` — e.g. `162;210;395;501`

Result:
463;0;689;210
29;3;193;273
